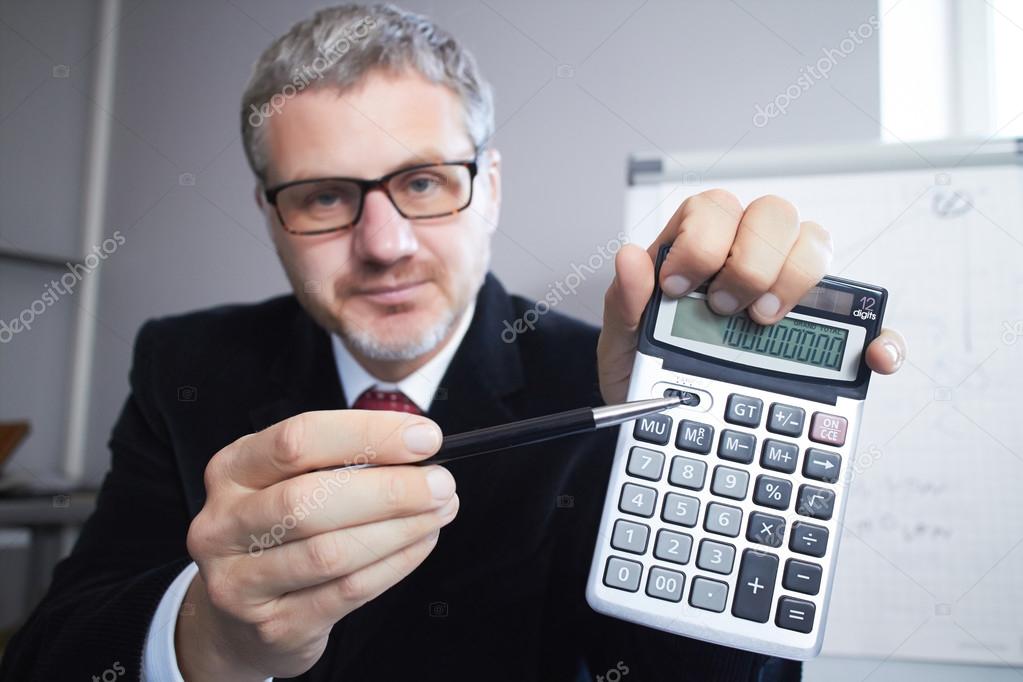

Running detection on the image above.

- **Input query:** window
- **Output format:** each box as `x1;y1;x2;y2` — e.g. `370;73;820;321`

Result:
880;0;1023;141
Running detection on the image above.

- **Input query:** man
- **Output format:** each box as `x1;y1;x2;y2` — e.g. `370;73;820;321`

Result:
0;4;905;681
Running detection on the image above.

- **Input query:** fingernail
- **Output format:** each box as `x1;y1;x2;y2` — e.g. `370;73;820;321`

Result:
662;274;692;297
709;290;739;314
403;422;441;454
425;467;456;501
883;340;902;369
436;493;459;517
753;293;780;318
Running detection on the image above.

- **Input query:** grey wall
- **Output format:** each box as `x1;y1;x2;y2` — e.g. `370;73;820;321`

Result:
0;0;98;484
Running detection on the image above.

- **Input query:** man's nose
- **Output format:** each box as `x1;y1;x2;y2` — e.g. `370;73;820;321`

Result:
351;188;419;264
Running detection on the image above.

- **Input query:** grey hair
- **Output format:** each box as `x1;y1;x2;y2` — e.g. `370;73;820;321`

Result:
240;3;495;184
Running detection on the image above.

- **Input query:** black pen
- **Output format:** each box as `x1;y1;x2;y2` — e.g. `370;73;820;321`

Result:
421;394;684;466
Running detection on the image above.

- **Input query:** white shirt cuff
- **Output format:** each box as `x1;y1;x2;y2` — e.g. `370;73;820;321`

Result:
142;561;274;682
142;560;199;682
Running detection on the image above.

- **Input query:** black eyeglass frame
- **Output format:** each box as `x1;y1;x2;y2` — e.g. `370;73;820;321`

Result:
263;157;480;236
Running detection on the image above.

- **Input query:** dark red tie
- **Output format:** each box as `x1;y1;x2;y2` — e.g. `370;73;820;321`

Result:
351;388;423;415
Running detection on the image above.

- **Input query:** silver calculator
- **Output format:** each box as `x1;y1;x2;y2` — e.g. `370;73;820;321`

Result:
586;243;888;660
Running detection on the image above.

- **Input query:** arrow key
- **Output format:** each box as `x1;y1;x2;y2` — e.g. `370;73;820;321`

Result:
803;448;842;483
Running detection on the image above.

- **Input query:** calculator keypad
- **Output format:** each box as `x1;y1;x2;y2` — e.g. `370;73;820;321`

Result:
602;387;855;649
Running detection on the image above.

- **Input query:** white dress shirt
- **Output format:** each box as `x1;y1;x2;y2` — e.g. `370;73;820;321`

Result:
142;300;476;681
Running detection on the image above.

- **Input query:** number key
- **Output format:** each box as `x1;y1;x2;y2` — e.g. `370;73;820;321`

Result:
654;529;693;564
611;519;650;554
662;493;700;527
604;556;642;592
646;567;685;602
711;465;749;500
627;446;665;481
619;483;657;518
668;456;707;490
704;502;742;537
696;539;735;574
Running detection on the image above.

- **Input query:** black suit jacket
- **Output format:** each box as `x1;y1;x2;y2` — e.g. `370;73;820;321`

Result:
0;273;799;681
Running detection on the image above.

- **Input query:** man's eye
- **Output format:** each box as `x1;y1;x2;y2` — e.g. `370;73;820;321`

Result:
304;190;346;209
404;174;443;193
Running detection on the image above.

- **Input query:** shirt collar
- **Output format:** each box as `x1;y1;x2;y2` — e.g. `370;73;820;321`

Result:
331;299;477;413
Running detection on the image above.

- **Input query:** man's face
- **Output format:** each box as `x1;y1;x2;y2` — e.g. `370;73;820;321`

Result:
259;69;500;361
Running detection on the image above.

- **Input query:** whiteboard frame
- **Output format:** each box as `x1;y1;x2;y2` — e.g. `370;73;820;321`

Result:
628;137;1023;186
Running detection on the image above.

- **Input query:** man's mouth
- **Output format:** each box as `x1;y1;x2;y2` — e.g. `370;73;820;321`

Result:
354;280;429;306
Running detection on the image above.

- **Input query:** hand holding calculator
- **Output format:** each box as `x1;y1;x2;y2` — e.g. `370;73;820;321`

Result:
586;244;888;660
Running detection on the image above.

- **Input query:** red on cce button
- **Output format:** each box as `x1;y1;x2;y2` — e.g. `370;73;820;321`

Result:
809;412;847;447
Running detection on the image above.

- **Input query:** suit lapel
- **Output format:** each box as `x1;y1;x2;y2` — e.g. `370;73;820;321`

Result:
425;272;525;433
248;305;347;433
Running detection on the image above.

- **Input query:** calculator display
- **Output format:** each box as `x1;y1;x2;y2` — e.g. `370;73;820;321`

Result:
669;298;849;371
651;293;866;382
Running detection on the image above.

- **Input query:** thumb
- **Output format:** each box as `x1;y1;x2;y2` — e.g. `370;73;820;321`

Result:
597;244;655;404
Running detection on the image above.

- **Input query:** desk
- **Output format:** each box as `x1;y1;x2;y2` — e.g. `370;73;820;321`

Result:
0;490;97;609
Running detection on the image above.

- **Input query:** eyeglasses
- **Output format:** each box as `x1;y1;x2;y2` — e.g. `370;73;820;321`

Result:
264;157;479;235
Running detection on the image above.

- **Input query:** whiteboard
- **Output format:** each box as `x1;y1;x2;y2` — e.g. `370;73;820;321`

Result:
625;138;1023;666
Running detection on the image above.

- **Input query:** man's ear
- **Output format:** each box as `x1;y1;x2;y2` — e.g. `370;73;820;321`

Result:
254;184;264;210
483;147;502;228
